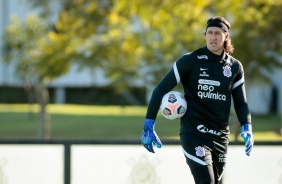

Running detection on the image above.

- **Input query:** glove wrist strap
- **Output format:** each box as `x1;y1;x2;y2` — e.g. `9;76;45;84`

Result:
144;118;155;131
241;123;252;132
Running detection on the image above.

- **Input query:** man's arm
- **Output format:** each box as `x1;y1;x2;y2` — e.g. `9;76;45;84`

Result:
232;83;251;125
232;83;254;156
142;54;191;153
146;69;178;119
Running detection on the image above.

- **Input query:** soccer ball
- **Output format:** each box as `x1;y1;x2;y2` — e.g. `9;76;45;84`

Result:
160;91;187;120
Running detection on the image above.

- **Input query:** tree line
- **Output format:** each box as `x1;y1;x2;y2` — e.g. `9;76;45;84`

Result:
2;0;281;139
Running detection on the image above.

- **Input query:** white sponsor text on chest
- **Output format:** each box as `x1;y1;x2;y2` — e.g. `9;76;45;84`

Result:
197;79;226;101
198;79;220;86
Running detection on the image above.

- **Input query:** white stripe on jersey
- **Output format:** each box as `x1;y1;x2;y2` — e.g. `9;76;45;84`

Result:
173;62;180;84
218;167;225;181
232;77;244;90
182;148;208;166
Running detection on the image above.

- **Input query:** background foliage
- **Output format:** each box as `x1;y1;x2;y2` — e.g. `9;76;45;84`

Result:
11;0;281;87
2;0;282;139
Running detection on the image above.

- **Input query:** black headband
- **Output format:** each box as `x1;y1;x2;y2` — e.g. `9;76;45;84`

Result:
206;19;229;32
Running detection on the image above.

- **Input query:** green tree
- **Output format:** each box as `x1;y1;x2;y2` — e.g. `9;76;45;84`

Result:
30;0;281;86
3;0;281;141
207;0;282;81
36;0;212;94
3;15;76;139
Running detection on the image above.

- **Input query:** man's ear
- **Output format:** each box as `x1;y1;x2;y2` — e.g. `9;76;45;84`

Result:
225;33;230;41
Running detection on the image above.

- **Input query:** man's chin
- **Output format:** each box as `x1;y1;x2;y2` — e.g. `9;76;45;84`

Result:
207;46;222;55
207;46;218;52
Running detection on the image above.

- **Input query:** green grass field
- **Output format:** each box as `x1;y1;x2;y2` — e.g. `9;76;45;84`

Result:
0;104;281;141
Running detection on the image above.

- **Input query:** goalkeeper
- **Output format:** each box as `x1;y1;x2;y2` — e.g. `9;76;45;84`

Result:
141;16;254;184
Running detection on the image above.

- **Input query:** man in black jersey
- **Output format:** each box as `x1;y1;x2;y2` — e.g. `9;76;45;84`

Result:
141;16;254;184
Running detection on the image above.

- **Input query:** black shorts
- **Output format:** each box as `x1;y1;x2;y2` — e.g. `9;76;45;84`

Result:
180;134;228;184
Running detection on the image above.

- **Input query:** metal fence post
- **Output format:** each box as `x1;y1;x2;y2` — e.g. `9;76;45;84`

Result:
64;143;71;184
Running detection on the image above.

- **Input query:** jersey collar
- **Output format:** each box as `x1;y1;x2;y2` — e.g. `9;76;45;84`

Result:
203;46;228;64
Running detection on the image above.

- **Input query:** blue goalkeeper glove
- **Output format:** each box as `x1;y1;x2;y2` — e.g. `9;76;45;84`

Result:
240;123;254;156
141;118;162;153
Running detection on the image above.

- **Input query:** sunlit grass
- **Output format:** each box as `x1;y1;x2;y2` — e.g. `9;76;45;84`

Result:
0;104;147;116
252;132;282;141
0;104;281;141
228;132;282;142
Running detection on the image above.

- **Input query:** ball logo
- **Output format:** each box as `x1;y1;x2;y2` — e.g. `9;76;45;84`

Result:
163;108;172;117
177;106;186;114
168;94;177;103
160;91;187;120
169;103;179;113
223;65;232;78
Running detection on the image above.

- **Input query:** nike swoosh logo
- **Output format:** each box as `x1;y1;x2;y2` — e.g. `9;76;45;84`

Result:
200;68;208;71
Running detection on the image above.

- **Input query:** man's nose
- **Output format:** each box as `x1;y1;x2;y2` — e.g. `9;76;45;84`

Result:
211;34;217;40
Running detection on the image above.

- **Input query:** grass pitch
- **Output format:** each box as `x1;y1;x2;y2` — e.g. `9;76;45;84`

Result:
0;104;281;141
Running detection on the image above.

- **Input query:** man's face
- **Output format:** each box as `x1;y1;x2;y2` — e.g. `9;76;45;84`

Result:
205;27;229;55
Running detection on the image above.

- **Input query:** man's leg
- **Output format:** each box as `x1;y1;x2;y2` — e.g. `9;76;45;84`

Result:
192;165;215;184
182;145;215;184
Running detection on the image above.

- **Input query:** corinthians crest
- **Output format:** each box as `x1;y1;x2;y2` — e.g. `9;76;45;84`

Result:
195;146;205;157
223;65;232;78
128;155;160;184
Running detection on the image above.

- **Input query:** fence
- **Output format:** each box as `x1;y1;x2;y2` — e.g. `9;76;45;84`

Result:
0;140;281;184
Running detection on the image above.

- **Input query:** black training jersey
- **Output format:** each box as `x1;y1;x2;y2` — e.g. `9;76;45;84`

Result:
146;46;251;142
